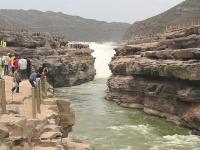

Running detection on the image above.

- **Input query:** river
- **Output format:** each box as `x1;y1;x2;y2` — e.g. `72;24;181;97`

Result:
55;43;200;150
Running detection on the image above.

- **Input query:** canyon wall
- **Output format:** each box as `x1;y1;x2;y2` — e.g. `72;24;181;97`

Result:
106;26;200;134
0;30;96;87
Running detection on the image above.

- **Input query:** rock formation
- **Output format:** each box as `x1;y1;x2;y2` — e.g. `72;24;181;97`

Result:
0;99;94;150
0;30;96;87
106;25;200;134
0;77;95;150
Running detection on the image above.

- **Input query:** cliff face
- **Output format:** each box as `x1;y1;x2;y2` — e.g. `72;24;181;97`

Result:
124;0;200;40
0;30;96;87
42;49;95;87
106;26;200;133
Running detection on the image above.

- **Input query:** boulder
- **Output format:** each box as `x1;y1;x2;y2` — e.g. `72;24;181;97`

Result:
56;100;75;137
62;138;95;150
0;125;9;139
40;131;62;140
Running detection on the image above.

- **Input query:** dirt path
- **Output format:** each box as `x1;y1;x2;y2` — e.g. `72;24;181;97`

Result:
4;76;32;118
1;76;53;119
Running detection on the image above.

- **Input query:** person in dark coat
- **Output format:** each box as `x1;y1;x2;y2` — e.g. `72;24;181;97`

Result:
26;57;32;78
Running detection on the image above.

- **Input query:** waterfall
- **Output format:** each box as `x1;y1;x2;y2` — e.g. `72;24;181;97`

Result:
89;42;116;79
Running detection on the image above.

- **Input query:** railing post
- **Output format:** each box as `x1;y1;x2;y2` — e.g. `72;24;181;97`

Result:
32;88;36;118
44;76;47;98
41;76;47;99
0;79;6;114
39;80;42;102
0;79;2;113
36;87;40;114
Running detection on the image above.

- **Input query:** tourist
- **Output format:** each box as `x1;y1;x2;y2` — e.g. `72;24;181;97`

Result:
2;53;10;75
0;55;3;78
8;53;12;74
26;57;32;78
18;57;27;80
38;63;48;79
11;68;21;93
43;64;48;75
9;54;15;76
43;64;48;73
29;71;41;87
13;55;19;72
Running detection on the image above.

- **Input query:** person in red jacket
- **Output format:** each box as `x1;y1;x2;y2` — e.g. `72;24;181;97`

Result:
13;55;19;71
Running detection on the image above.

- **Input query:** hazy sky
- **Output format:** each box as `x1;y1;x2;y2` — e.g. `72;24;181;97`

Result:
0;0;184;23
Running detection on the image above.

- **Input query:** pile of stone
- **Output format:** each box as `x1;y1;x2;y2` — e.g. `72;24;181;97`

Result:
106;25;200;134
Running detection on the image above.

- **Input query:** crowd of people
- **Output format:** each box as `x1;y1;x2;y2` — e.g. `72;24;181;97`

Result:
0;53;48;93
68;43;89;49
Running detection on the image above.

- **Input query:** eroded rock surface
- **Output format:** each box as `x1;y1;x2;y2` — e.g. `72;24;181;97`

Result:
0;99;93;150
0;30;96;87
106;25;200;133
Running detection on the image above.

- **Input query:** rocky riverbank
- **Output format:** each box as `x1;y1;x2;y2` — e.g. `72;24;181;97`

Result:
0;77;95;150
106;25;200;134
0;30;96;87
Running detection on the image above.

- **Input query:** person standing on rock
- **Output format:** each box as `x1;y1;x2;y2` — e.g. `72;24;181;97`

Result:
11;68;21;93
18;57;27;80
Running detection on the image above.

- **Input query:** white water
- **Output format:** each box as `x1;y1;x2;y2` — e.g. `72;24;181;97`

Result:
89;42;116;78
